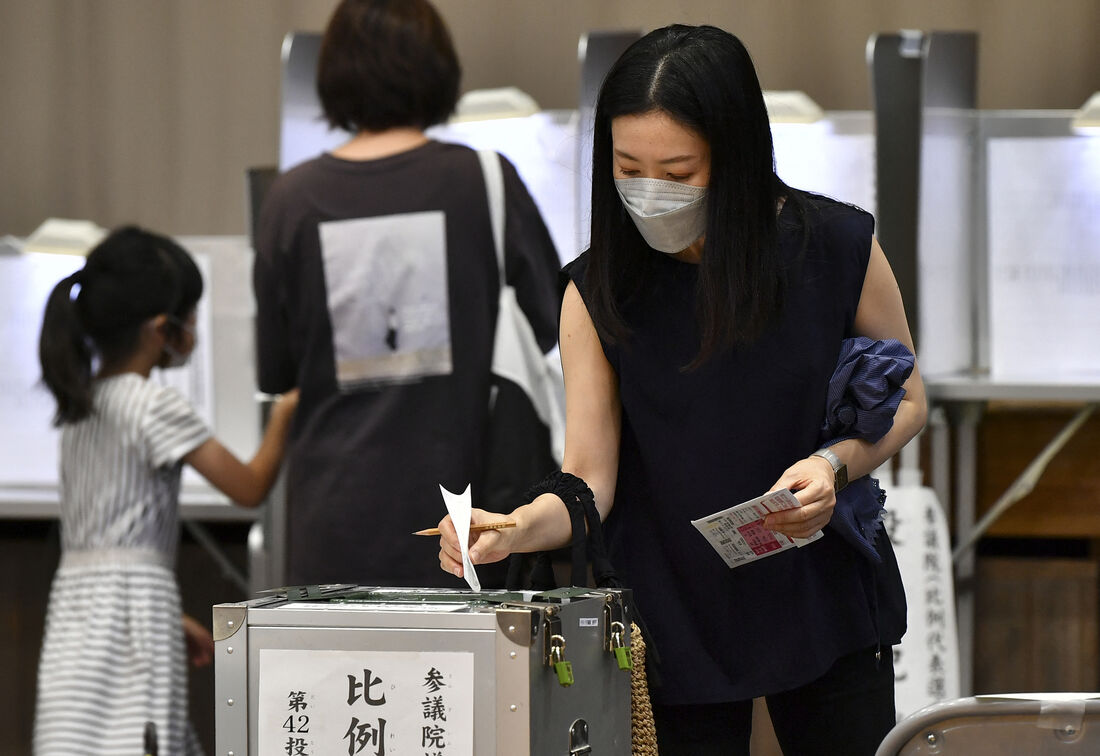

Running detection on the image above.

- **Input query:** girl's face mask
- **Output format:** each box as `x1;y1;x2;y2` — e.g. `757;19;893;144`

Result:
162;315;196;369
615;177;708;255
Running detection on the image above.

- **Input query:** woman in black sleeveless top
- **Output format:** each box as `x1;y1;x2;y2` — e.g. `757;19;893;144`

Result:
438;24;927;755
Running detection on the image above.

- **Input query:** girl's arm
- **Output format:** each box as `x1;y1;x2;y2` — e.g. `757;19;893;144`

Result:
766;237;928;538
184;389;299;508
182;613;214;667
439;281;622;576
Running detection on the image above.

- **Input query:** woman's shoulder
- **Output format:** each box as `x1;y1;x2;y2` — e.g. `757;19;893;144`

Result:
784;191;876;296
561;249;592;291
270;153;330;189
789;190;875;239
431;141;530;186
272;140;479;187
427;138;478;157
259;156;326;217
562;248;590;274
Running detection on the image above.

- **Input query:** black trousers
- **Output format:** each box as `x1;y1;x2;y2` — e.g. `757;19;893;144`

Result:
651;645;896;756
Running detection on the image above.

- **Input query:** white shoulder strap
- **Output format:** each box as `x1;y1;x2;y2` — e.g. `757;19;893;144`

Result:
477;149;506;287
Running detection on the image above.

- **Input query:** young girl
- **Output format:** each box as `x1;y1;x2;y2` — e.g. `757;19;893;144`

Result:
33;226;298;756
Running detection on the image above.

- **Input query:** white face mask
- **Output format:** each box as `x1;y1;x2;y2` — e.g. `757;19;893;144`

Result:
163;343;189;369
162;316;195;369
615;177;708;254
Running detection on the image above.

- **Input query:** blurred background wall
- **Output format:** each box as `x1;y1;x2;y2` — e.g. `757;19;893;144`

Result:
1;0;1097;238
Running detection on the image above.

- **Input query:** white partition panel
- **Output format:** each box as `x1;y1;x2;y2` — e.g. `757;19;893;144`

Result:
987;128;1100;380
917;109;980;376
773;112;876;216
429;113;582;264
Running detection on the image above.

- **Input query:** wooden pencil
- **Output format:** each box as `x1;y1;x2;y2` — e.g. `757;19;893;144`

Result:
412;521;517;537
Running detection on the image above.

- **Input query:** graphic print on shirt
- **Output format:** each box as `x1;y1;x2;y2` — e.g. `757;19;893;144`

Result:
319;211;452;390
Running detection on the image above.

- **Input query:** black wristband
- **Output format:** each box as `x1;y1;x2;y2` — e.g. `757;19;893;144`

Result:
523;471;621;589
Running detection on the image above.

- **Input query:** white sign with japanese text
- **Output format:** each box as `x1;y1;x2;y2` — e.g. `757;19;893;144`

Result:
258;649;474;755
886;483;961;719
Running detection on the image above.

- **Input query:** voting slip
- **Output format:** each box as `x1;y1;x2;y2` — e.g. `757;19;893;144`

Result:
439;483;481;592
691;489;823;568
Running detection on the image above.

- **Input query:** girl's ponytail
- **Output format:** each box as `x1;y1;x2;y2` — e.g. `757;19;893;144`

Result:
39;270;94;425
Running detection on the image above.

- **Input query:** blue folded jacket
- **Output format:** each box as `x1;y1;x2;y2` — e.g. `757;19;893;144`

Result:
819;337;915;563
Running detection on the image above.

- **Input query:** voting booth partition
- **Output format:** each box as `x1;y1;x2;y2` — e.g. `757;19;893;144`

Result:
942;106;1100;700
869;30;1100;708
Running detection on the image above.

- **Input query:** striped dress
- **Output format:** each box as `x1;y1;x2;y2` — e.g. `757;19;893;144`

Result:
34;373;211;756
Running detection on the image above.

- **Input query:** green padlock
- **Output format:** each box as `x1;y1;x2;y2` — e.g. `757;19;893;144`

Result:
610;622;633;671
614;644;632;671
555;659;575;686
549;635;574;687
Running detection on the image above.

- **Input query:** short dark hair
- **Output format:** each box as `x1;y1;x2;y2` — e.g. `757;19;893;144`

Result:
317;0;461;133
586;25;799;366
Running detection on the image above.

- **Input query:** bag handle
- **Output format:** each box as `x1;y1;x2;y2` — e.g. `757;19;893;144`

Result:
504;471;665;705
506;471;623;590
477;149;506;287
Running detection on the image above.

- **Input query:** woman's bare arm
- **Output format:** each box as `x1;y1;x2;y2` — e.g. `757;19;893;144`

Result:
439;281;622;575
766;237;927;538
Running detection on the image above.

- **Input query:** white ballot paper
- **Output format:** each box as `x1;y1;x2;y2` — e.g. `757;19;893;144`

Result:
438;483;481;591
691;489;823;568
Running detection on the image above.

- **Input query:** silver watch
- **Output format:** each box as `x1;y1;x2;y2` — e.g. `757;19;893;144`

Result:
812;447;848;493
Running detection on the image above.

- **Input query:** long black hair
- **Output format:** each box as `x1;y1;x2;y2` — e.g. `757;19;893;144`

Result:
38;226;203;425
587;24;799;366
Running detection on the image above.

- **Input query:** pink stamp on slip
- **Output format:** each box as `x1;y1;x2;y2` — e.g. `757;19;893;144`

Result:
737;519;784;555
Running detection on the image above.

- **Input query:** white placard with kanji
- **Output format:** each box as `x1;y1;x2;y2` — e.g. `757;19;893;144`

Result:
258;649;474;755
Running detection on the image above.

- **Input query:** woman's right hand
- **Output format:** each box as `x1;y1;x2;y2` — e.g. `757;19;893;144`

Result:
437;509;517;579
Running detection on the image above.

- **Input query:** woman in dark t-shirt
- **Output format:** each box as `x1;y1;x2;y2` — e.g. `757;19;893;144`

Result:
254;0;562;587
438;24;927;756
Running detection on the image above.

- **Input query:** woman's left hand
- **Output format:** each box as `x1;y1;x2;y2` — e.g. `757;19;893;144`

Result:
182;613;215;667
763;455;838;538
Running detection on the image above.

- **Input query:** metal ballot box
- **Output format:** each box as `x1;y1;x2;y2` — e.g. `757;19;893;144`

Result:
214;586;633;755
